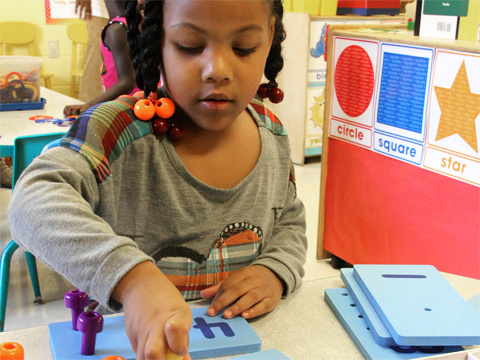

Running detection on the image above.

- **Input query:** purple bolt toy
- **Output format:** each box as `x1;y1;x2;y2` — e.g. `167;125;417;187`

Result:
77;311;104;355
64;289;89;331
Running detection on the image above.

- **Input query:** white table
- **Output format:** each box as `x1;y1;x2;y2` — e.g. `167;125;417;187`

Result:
0;87;82;157
0;273;478;360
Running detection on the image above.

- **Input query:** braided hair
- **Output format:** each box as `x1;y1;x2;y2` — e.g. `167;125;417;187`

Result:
125;0;286;97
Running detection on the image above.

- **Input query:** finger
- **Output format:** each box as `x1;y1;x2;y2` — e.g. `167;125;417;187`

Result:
142;326;166;360
222;287;264;319
199;282;221;300
208;280;255;317
165;314;191;358
126;326;138;353
165;324;189;358
84;3;92;18
240;297;275;319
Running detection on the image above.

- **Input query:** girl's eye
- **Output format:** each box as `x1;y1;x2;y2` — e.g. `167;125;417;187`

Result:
176;44;203;54
234;47;256;56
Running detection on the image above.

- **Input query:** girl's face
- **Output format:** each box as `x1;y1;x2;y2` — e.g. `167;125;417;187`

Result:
162;0;275;132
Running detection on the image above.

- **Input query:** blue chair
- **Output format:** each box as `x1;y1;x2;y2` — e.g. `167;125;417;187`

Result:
0;132;64;331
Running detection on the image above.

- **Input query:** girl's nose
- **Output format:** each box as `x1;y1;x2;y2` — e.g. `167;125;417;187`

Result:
201;49;232;84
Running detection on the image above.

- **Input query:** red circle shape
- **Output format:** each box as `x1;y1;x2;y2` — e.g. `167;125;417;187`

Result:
334;45;374;118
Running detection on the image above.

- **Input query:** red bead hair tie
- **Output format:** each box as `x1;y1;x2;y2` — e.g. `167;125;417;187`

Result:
257;81;284;104
133;91;184;141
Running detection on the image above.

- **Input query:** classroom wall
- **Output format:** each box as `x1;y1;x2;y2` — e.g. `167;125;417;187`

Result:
0;0;81;97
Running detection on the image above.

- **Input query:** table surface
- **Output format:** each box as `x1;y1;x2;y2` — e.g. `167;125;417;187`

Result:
0;273;479;360
0;87;83;157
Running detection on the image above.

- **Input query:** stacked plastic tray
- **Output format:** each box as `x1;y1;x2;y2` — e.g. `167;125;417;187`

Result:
325;265;480;360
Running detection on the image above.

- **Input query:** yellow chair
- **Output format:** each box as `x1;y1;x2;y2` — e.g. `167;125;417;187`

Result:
0;21;53;89
66;22;88;98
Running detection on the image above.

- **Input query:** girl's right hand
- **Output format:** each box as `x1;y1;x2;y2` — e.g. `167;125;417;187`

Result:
113;261;192;360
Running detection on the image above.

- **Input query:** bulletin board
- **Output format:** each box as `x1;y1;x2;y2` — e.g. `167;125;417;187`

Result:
317;27;480;279
44;0;77;25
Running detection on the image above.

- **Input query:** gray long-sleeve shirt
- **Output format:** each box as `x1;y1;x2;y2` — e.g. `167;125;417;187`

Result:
8;95;307;312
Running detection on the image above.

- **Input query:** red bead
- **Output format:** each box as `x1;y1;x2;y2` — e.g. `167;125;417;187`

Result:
152;119;169;136
134;99;155;121
155;98;175;119
257;83;269;99
167;124;184;141
268;87;284;103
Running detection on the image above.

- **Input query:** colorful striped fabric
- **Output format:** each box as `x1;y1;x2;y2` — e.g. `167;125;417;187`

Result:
46;95;151;183
157;222;262;300
250;98;288;136
47;96;287;184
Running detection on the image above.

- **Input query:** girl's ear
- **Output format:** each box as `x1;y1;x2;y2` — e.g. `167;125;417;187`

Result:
139;10;145;32
268;16;276;50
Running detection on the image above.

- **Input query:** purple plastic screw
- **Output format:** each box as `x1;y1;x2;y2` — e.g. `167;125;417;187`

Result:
77;311;104;355
64;289;89;331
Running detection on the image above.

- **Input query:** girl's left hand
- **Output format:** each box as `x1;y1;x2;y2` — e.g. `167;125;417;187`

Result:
199;265;283;320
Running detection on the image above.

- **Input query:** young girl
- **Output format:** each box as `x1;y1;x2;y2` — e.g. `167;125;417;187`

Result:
64;0;140;116
8;0;307;359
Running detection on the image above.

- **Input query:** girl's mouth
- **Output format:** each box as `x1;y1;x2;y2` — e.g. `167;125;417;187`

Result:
200;98;231;111
200;93;232;111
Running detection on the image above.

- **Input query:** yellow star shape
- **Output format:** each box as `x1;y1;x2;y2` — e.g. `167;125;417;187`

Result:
434;60;480;153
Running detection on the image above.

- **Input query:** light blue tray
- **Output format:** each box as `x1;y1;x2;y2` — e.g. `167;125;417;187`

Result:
341;268;396;346
49;306;261;359
353;264;480;346
325;288;464;360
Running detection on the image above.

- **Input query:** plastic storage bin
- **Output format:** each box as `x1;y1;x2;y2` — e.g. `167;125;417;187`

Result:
0;56;43;104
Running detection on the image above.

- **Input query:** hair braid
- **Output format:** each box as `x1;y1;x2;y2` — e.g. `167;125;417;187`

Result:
125;0;144;90
125;0;164;96
265;0;286;83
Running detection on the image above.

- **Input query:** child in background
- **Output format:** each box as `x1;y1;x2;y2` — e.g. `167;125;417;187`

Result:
64;0;140;116
9;1;307;359
74;0;108;102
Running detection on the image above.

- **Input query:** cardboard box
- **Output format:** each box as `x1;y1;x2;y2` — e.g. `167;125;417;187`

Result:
0;56;43;104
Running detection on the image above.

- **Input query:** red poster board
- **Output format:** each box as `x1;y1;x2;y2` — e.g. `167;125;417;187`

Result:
318;29;480;279
324;139;480;278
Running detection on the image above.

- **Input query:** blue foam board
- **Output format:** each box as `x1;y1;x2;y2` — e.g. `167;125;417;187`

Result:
49;307;261;359
230;349;291;359
324;288;464;360
341;268;396;346
353;265;480;346
468;294;480;316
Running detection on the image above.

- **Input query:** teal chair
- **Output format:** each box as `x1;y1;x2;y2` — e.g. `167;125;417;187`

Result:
0;132;64;331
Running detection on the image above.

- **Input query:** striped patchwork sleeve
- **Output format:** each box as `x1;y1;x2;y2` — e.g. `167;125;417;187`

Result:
46;95;152;183
249;98;288;136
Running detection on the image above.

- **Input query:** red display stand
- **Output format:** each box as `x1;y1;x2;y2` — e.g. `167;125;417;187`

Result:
317;26;480;279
